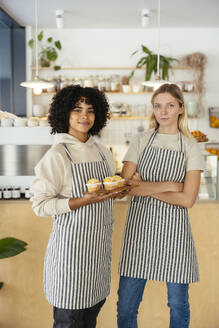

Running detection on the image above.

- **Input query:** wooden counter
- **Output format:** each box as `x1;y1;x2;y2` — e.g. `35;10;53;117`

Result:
0;201;219;328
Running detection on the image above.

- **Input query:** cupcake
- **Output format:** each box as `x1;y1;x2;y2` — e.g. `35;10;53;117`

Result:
103;177;117;190
112;175;125;187
86;179;101;192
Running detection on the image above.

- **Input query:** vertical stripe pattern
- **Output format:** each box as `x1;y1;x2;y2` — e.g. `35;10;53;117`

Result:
44;143;113;309
119;130;199;283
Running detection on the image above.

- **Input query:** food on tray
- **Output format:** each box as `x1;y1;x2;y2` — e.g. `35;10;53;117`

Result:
86;179;101;192
191;130;208;142
112;175;125;187
103;177;118;190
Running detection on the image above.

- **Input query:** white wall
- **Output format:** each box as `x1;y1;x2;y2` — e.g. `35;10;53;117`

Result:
29;28;219;143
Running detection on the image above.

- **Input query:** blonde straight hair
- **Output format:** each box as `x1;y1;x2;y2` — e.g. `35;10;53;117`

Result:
149;83;192;138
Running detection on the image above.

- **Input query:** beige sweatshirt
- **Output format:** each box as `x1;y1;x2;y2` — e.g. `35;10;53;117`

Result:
30;133;116;217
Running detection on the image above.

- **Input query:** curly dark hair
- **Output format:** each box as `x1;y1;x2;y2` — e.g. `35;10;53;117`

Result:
48;85;111;135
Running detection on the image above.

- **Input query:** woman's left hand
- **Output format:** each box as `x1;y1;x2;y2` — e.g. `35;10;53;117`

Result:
126;172;142;186
132;172;142;181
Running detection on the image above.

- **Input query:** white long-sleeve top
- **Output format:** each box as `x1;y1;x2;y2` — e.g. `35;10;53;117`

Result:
30;133;116;217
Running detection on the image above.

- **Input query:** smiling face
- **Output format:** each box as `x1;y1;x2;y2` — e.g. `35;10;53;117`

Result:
68;98;95;142
153;92;184;134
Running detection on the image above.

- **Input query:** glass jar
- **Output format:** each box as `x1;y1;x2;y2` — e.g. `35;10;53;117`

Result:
12;187;21;199
110;74;121;92
3;187;12;199
97;77;106;92
74;77;83;87
25;187;31;199
83;75;94;88
53;76;61;92
105;78;111;92
46;78;55;93
60;77;68;89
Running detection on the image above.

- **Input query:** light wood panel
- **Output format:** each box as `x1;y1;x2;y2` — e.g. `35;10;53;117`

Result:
0;201;219;327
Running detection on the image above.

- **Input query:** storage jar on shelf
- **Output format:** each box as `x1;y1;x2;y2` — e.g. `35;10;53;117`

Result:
209;107;219;128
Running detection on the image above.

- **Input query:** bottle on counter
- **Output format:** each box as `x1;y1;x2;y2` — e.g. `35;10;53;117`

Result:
12;187;21;199
25;187;31;199
3;187;12;199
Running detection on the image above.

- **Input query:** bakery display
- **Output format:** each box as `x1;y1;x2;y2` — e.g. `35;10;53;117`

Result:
191;130;208;142
85;176;129;193
103;177;118;190
112;175;125;187
86;179;101;192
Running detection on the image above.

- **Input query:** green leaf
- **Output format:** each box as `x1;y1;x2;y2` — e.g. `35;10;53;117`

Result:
47;37;53;43
136;56;147;68
54;65;61;71
55;41;62;50
128;70;135;80
0;282;3;289
38;31;43;41
141;45;152;55
0;238;27;259
46;48;58;61
145;55;156;80
131;49;138;56
162;62;169;80
28;39;34;48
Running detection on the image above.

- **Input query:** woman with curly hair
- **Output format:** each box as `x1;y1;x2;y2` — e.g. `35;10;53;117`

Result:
30;85;124;328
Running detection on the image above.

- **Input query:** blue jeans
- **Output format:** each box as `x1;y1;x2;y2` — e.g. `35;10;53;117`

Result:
117;276;190;328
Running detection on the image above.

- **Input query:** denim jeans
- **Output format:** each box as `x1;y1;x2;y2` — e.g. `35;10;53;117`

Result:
53;298;106;328
117;276;190;328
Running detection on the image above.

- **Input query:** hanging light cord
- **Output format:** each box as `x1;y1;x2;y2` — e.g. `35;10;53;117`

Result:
157;0;160;78
35;0;39;78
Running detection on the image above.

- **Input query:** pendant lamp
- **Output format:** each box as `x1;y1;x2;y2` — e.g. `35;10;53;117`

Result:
20;0;53;93
142;0;171;90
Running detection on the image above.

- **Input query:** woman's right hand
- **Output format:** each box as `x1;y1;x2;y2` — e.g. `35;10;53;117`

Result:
82;190;117;205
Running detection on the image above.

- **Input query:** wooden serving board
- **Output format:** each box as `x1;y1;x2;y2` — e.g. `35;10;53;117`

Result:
83;184;138;195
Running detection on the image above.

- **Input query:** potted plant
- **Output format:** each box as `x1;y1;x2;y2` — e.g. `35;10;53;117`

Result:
28;31;62;71
0;237;27;289
129;45;177;81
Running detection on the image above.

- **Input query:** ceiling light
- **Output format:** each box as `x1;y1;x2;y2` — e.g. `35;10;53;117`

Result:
20;0;53;90
141;9;150;28
142;0;171;89
56;9;64;29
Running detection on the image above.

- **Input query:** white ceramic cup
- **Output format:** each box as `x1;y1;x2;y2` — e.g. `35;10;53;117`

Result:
14;118;27;127
27;119;39;127
1;118;13;127
132;84;142;93
122;85;131;93
33;105;45;117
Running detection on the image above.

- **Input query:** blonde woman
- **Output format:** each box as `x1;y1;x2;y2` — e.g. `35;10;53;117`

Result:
117;84;204;328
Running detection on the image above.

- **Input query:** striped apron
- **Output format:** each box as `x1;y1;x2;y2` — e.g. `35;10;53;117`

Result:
44;143;113;309
119;129;199;284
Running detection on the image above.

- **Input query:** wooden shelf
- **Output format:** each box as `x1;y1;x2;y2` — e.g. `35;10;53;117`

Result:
31;65;194;71
33;90;195;96
33;91;152;96
110;116;150;120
